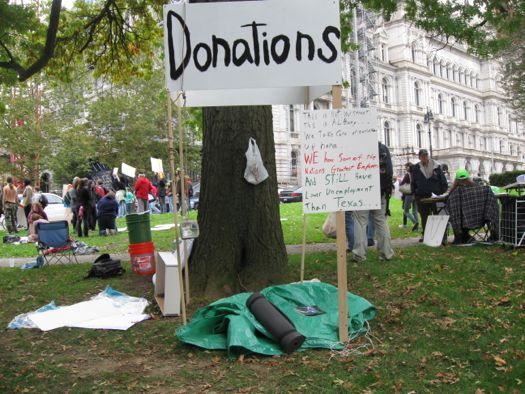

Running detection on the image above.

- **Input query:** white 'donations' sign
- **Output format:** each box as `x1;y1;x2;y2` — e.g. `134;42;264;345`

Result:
300;109;381;214
163;0;340;93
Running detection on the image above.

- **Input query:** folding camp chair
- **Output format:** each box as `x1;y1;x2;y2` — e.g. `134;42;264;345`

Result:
446;185;499;244
36;221;78;265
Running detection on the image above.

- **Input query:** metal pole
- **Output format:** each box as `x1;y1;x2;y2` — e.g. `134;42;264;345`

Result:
428;121;433;158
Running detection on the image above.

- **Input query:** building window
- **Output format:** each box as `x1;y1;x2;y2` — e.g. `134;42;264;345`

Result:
291;150;298;177
459;70;464;84
468;134;474;148
414;82;422;106
381;44;387;62
382;78;390;104
453;68;457;82
384;121;391;147
416;123;423;147
475;104;481;123
438;94;444;114
443;130;450;148
475;77;479;89
446;65;450;79
497;107;502;126
508;114;512;132
456;132;463;147
451;98;457;117
499;140;504;153
411;45;417;62
463;101;469;121
433;60;438;75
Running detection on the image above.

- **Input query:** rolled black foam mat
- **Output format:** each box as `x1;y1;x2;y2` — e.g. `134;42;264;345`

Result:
246;292;305;354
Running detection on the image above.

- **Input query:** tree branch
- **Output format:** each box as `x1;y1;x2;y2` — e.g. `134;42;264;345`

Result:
0;0;63;82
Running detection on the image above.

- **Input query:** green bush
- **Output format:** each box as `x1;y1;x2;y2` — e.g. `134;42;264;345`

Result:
489;170;525;186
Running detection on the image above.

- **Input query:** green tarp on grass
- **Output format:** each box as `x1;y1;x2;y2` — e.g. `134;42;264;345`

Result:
176;281;376;356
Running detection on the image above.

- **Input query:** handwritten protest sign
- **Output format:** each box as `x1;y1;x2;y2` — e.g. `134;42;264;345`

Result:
299;108;380;214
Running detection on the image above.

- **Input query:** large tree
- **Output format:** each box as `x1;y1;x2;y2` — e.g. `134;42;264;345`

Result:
1;0;523;295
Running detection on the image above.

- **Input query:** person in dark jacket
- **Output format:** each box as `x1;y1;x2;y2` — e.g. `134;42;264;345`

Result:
96;191;119;235
76;178;91;237
410;149;449;242
351;142;395;262
157;179;167;214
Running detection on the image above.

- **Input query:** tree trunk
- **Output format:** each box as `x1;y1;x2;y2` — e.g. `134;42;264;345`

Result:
189;106;287;297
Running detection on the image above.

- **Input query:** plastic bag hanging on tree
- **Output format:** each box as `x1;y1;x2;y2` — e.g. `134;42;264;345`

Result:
244;137;269;185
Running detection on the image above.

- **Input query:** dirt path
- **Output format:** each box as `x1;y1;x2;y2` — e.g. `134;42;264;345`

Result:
0;237;425;268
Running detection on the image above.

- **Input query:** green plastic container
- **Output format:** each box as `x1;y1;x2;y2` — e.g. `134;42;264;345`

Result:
126;213;152;244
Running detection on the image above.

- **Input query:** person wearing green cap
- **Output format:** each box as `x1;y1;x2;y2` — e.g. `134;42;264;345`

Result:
450;169;476;194
447;169;478;244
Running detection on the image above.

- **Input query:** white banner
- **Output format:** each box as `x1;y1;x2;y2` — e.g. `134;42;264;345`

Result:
150;158;163;173
299;109;381;214
121;163;136;178
163;0;341;93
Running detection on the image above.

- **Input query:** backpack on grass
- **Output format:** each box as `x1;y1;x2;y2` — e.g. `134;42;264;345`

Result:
86;253;125;279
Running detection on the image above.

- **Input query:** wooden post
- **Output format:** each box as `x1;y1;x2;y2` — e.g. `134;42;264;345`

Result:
167;92;187;325
176;103;191;304
332;85;348;342
300;90;310;283
300;214;307;282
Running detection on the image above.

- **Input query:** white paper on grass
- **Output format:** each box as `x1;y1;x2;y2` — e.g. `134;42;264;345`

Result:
151;224;176;231
28;298;123;331
424;215;449;247
27;292;149;331
73;314;150;330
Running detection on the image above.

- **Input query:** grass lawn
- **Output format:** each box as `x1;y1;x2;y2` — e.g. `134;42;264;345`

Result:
0;198;415;259
1;198;523;392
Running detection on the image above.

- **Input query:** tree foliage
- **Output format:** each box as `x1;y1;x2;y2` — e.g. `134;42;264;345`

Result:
0;69;201;186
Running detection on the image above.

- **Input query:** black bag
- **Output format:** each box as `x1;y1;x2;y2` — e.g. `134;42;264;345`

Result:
86;253;125;279
3;235;21;244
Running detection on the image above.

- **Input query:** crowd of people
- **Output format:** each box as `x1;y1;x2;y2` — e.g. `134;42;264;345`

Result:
0;170;195;240
1;154;496;248
343;145;495;260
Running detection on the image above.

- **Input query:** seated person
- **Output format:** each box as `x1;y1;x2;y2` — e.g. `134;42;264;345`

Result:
96;191;118;235
27;202;49;242
446;169;499;244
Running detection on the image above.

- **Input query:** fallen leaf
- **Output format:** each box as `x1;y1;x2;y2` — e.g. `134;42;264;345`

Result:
494;356;507;366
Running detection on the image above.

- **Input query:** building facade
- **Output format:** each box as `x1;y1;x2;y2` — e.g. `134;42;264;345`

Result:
274;9;524;186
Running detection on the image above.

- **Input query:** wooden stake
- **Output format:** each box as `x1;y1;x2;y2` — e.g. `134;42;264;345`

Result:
300;214;307;282
167;92;187;325
176;103;191;304
332;85;348;343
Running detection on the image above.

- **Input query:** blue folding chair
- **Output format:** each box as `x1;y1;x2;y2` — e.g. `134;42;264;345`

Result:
36;221;78;265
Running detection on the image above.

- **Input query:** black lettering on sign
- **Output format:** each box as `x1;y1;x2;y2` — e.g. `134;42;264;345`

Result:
296;31;315;61
167;10;191;80
166;9;340;81
212;36;231;67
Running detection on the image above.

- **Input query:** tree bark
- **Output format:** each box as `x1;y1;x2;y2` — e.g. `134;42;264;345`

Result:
189;106;287;297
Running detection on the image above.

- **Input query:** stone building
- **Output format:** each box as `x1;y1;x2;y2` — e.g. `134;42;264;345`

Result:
274;8;524;186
